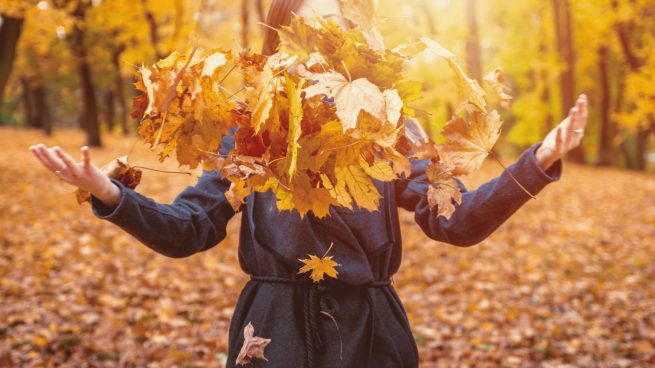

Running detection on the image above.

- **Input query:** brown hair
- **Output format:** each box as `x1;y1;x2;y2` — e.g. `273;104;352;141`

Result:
261;0;305;55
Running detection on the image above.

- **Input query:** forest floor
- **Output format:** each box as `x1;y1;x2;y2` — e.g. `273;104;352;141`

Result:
1;126;654;367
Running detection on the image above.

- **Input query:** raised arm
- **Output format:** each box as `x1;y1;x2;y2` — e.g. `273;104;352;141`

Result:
395;141;562;247
29;131;238;259
89;169;236;258
395;93;588;246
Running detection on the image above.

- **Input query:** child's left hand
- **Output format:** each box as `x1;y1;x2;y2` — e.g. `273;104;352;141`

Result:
536;93;588;170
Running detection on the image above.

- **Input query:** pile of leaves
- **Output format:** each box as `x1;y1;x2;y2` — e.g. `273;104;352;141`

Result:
131;0;512;220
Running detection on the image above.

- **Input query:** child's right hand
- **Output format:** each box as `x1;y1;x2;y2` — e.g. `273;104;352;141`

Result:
28;144;121;207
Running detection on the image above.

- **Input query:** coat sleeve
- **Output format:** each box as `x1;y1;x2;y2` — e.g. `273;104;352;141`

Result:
395;141;563;247
89;169;237;258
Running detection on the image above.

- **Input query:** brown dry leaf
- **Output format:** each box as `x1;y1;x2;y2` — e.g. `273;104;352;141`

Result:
76;156;142;204
439;110;503;176
484;67;513;109
425;161;462;219
235;322;271;366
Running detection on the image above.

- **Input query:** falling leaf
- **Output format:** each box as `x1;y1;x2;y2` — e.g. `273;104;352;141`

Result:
484;67;513;109
298;243;340;283
420;37;486;113
236;322;271;366
339;0;386;51
439;110;503;176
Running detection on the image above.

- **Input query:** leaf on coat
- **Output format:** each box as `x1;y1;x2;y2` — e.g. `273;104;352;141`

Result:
236;322;271;366
298;243;340;283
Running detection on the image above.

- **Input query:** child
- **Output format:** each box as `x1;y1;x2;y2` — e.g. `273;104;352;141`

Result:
29;1;588;366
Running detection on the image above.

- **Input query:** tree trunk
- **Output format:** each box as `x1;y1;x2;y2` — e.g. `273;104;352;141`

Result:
141;0;163;60
612;0;652;171
241;0;250;48
635;126;650;170
552;0;586;163
173;0;184;40
597;45;613;166
21;78;38;128
0;16;24;107
33;84;52;136
421;0;438;36
72;3;102;147
111;46;129;135
465;0;482;82
538;40;554;136
254;0;265;23
105;89;115;132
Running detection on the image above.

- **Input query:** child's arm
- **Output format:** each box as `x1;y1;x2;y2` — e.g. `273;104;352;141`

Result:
90;169;237;258
395;141;562;247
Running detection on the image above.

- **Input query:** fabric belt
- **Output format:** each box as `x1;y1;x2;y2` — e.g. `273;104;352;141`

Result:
250;275;392;368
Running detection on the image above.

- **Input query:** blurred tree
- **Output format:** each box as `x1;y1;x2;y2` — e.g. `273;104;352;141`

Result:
465;0;482;82
0;16;24;107
612;0;655;171
552;0;586;163
68;0;102;147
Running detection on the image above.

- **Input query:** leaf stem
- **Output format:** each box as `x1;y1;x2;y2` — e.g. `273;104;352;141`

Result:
131;165;192;175
256;21;279;32
489;152;536;199
323;242;334;258
341;60;352;82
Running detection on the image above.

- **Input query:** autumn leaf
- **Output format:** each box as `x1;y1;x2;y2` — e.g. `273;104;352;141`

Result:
302;70;400;131
425;161;462;219
484;67;513;110
420;37;487;114
439;110;503;176
339;0;386;51
298;243;340;283
130;6;511;220
76;156;142;204
285;73;304;178
225;180;249;212
236;322;271;366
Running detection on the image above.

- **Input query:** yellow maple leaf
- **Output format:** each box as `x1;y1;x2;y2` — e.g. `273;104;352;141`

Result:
298;243;340;283
420;37;486;114
439;110;503;176
285;73;304;178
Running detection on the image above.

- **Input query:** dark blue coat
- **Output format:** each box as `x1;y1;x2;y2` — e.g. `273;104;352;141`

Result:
91;134;562;368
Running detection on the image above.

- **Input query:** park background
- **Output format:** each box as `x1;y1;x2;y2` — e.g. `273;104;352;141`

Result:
0;0;654;366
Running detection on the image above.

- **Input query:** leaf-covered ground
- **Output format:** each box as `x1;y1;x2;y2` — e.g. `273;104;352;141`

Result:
1;127;654;367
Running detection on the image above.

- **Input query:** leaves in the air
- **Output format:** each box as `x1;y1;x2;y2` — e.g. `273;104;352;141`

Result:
484;67;513;110
235;322;271;366
298;243;340;283
440;110;503;176
130;7;510;220
75;156;142;204
339;0;386;51
420;37;487;114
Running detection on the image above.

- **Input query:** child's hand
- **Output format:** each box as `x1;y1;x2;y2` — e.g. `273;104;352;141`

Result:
536;94;588;170
28;144;120;207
